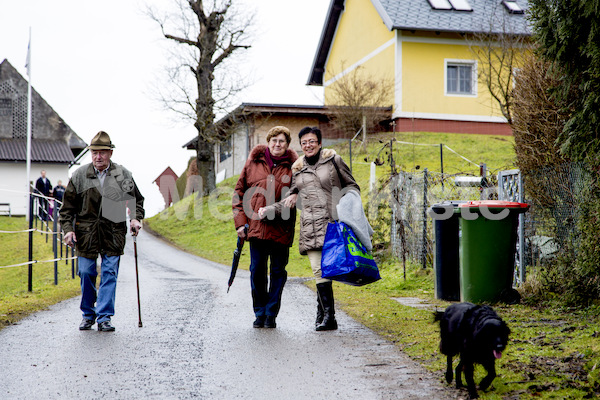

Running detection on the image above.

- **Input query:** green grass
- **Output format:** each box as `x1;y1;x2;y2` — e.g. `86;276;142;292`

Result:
338;131;516;178
331;271;600;399
0;216;80;329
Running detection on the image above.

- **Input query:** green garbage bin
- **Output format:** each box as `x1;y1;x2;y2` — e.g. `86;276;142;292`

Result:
457;200;529;303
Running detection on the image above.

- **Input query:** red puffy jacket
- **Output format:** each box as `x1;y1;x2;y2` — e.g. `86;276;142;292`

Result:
232;145;298;246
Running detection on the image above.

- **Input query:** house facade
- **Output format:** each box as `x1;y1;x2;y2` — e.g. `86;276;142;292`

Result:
308;0;530;135
0;59;87;215
183;103;335;182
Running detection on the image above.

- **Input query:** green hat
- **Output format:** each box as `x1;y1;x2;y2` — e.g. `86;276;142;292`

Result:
88;131;115;150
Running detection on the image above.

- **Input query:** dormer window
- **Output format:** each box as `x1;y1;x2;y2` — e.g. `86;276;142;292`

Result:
427;0;452;10
427;0;473;11
502;0;524;14
449;0;473;11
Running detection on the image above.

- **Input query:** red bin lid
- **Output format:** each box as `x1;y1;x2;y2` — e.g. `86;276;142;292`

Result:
459;200;529;209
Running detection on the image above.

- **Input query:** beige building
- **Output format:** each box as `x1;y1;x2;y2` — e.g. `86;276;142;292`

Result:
183;103;337;181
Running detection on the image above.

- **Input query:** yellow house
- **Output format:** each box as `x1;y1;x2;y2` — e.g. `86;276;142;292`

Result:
308;0;530;135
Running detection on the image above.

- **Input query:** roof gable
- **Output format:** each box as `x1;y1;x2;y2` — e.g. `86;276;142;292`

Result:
153;166;179;183
0;59;87;163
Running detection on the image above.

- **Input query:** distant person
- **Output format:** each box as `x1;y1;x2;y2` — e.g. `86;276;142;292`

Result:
53;180;66;203
232;126;298;329
35;170;52;220
59;131;145;332
260;127;360;331
48;190;55;219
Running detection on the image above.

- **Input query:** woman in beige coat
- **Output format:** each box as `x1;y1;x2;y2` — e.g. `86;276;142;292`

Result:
261;126;359;331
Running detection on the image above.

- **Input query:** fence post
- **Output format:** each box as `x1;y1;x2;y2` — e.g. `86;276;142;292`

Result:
349;138;352;174
479;163;487;200
391;174;398;258
53;206;58;285
422;168;428;269
62;228;66;265
28;193;34;292
440;144;444;192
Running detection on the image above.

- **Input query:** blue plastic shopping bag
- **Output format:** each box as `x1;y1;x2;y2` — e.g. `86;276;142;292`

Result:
321;221;381;286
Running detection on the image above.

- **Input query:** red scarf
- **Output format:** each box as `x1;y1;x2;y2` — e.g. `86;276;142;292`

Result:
264;147;290;170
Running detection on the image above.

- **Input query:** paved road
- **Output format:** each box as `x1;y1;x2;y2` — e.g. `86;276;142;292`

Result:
0;230;455;399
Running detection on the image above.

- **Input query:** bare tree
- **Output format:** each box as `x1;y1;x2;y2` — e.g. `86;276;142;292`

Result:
148;0;253;195
326;66;393;146
467;5;531;125
511;52;572;205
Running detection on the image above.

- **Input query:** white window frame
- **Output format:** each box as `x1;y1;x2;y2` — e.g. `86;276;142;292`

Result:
502;0;524;14
444;59;478;97
427;0;452;10
448;0;473;11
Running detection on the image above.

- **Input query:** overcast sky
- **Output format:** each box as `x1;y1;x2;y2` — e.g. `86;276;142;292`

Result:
0;0;330;216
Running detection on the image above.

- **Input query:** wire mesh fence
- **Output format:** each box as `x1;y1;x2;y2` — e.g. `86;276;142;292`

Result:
368;162;589;285
368;169;489;270
520;163;589;270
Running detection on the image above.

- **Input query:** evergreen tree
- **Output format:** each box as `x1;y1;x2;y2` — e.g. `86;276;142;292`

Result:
529;0;600;163
528;0;600;307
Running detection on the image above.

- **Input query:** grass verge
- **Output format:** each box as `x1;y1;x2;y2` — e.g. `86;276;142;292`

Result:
0;216;80;330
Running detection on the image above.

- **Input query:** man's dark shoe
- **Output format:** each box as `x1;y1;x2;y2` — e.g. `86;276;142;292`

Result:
264;316;276;328
97;320;116;332
79;319;95;331
253;316;266;328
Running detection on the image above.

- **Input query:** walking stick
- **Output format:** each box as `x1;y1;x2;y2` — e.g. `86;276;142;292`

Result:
133;234;143;327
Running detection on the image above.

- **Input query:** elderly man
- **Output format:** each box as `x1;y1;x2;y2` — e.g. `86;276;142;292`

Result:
59;131;144;332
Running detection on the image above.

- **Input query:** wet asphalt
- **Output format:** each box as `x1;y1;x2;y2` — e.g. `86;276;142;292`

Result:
0;230;456;399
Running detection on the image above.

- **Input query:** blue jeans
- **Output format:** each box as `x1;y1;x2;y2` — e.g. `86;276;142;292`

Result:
249;240;289;318
78;254;121;323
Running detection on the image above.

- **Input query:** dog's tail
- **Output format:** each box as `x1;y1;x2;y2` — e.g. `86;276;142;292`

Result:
433;310;444;323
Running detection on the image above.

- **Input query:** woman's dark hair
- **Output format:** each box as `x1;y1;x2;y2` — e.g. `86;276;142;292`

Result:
298;126;322;144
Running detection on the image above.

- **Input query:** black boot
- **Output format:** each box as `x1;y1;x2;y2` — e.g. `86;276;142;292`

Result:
316;282;338;331
315;293;324;328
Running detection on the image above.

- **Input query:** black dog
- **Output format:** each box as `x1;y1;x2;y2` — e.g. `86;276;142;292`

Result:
434;302;510;399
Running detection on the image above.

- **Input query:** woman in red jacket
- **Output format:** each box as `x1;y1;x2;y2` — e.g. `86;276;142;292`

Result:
232;126;298;328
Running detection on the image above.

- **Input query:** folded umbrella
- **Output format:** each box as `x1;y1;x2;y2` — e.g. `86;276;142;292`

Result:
227;224;248;293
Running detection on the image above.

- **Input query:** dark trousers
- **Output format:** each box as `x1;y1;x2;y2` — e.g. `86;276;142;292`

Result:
249;239;289;318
